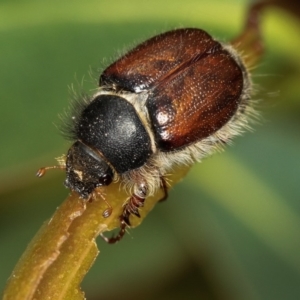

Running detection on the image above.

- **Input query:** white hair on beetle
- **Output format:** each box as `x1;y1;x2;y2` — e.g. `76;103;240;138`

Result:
94;41;259;198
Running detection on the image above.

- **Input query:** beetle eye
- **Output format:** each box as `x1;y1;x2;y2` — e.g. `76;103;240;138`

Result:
100;174;113;186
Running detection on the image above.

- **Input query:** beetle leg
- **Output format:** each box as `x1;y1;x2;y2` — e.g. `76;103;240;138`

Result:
123;193;146;224
100;183;147;244
231;1;265;67
100;218;127;244
158;176;168;202
91;191;113;218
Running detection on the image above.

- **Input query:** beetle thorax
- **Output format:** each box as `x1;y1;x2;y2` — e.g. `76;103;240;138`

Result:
75;94;153;174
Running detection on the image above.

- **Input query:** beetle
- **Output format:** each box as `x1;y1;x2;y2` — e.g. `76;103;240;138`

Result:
37;28;253;243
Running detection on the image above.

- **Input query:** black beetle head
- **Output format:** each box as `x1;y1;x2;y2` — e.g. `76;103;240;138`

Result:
65;141;113;199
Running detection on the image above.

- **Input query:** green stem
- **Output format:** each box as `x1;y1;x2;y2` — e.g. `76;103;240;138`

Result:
3;166;190;300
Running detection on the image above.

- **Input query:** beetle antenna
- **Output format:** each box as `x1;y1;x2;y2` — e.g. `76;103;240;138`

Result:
36;165;65;178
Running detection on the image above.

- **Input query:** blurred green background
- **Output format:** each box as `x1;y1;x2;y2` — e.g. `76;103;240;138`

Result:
1;0;300;299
